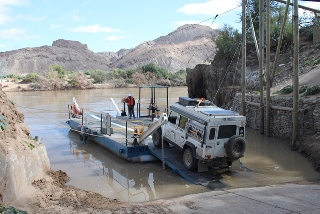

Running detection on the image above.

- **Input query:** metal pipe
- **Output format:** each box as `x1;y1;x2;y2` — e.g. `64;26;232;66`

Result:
266;0;271;137
292;0;299;149
246;3;259;58
259;0;265;134
241;0;247;116
68;104;70;119
166;87;169;114
81;108;84;125
126;121;128;146
271;0;290;85
274;0;320;13
101;114;103;134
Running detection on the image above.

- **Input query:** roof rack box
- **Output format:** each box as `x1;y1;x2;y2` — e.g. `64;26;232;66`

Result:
179;97;198;106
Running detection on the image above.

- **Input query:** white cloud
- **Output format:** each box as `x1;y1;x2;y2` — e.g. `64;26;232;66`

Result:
104;35;129;41
0;28;39;40
69;24;119;33
50;24;63;30
0;0;28;7
0;0;28;24
16;14;47;21
177;0;241;16
72;15;85;22
173;20;220;29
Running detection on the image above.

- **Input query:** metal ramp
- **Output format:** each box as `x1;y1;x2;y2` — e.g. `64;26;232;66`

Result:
148;143;228;188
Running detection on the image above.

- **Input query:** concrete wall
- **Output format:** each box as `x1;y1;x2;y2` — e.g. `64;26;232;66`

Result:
232;94;320;142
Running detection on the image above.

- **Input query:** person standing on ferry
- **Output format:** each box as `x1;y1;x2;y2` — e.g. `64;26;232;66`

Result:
126;94;135;119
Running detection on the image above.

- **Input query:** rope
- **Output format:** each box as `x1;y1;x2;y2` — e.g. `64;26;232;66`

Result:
13;102;70;129
212;41;242;103
197;6;241;25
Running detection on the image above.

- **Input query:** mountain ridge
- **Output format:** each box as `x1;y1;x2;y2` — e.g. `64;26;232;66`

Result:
0;24;217;74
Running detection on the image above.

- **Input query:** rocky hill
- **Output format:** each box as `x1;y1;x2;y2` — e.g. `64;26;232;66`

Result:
0;39;112;75
0;24;217;75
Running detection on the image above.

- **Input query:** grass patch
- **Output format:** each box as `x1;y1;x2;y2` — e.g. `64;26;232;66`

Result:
314;58;320;65
0;206;27;214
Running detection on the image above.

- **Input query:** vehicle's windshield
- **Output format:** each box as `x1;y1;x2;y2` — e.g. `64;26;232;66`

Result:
178;115;188;129
168;110;178;124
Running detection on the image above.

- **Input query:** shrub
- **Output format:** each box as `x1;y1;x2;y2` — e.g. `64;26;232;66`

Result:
305;85;320;95
279;85;293;94
49;64;66;78
299;85;308;94
0;114;7;131
89;70;110;83
0;206;27;214
22;73;40;83
69;72;94;89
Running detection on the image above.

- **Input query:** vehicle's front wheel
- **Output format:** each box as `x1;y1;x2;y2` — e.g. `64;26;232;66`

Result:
183;147;198;171
152;129;162;147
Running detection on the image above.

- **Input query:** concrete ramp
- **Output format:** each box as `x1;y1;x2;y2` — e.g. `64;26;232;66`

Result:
148;143;228;188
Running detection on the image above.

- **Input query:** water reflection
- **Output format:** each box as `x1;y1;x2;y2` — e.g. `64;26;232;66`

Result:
66;130;207;202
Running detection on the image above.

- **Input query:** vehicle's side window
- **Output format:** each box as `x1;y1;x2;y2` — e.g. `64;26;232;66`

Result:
209;128;216;140
168;111;178;124
178;115;188;129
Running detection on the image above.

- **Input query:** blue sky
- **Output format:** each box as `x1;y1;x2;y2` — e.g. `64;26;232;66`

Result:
0;0;319;53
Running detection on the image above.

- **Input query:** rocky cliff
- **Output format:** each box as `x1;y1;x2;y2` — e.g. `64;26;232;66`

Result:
0;24;217;75
186;59;241;106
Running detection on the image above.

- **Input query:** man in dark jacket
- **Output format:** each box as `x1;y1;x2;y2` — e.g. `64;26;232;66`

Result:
126;94;135;119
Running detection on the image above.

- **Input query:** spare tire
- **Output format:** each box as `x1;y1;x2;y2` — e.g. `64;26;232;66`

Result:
225;135;246;160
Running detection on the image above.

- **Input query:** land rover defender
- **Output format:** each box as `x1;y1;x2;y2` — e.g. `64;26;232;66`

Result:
152;97;246;172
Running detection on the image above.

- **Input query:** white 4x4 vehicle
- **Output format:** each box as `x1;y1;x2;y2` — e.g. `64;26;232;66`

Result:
152;97;246;172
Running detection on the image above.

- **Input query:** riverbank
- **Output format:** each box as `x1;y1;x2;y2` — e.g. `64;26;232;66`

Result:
10;170;320;213
0;81;132;92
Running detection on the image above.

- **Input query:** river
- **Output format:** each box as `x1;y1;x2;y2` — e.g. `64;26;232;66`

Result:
5;86;320;203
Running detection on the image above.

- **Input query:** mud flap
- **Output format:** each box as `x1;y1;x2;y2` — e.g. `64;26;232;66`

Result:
198;160;209;172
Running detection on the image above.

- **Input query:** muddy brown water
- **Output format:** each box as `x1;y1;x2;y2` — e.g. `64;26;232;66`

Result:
6;87;320;202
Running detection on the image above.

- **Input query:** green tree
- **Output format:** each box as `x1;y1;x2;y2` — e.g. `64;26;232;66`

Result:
213;24;242;61
245;0;293;47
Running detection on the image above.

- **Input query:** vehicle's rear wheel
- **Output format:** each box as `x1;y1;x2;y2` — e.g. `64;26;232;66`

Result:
152;129;162;147
183;147;198;171
225;135;246;160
